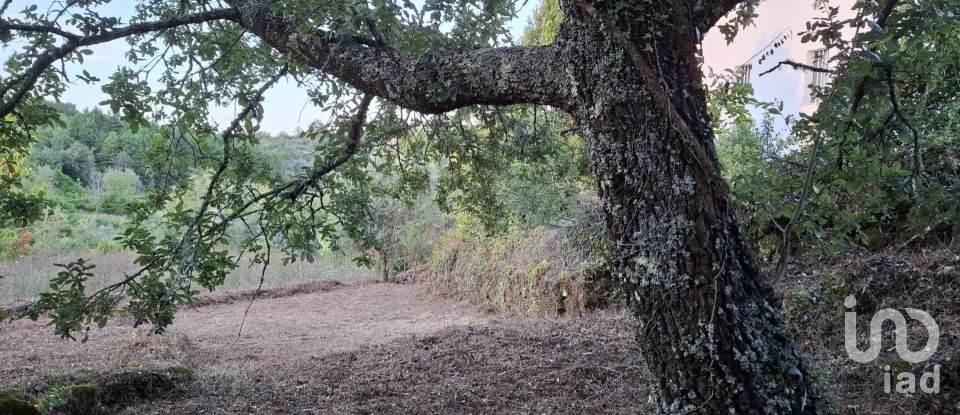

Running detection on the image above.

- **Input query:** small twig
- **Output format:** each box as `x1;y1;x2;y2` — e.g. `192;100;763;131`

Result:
0;0;13;17
758;59;834;77
774;132;823;280
192;65;289;244
236;212;271;340
284;93;375;200
881;65;923;190
0;8;240;118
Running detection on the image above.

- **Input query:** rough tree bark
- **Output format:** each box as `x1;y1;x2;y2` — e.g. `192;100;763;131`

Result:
2;0;831;412
231;0;829;412
555;3;826;413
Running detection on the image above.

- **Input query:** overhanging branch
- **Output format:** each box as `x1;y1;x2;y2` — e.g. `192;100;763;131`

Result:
284;93;375;200
0;21;79;39
228;0;570;114
0;8;240;119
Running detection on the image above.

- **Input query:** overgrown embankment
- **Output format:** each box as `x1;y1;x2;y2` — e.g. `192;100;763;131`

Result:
417;224;617;317
777;247;960;414
0;325;195;415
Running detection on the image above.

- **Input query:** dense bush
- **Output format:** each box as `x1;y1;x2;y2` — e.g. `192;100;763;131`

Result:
50;171;91;211
29;131;97;186
96;168;142;214
0;208;126;259
717;115;959;259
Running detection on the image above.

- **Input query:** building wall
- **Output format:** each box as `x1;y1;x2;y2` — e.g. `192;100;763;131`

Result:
702;0;859;120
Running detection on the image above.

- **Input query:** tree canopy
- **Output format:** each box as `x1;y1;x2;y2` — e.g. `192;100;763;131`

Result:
3;0;960;411
0;0;603;338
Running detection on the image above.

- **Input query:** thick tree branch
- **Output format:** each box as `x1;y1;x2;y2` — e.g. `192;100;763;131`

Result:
0;8;239;119
228;0;570;114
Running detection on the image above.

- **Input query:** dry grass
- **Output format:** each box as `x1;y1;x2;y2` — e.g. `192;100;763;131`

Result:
2;283;501;413
0;251;137;305
3;245;959;414
420;226;615;317
778;247;960;414
114;311;652;415
0;250;377;305
191;279;344;307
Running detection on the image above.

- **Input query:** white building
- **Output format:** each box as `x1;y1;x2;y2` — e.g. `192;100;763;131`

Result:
702;0;858;119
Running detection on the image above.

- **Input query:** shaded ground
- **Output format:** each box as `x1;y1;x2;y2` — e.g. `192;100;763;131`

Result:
777;247;960;415
3;247;958;414
119;312;650;414
1;282;652;414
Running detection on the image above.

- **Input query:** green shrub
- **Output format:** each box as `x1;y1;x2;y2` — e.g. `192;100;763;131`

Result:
37;384;99;414
48;171;90;211
0;390;39;415
96;168;141;214
717;114;960;257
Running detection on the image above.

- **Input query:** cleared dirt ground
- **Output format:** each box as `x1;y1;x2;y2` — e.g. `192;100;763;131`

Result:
1;282;652;414
8;248;957;414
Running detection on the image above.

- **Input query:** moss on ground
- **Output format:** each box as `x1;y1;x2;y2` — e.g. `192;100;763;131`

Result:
60;384;100;414
0;390;40;415
36;383;100;415
25;363;196;414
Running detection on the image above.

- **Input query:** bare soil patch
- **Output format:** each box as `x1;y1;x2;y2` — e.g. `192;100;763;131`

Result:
118;312;651;414
4;248;958;414
171;282;493;373
1;282;490;383
2;281;651;414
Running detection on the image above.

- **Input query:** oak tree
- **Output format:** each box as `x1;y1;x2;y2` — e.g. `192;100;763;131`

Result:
3;0;939;412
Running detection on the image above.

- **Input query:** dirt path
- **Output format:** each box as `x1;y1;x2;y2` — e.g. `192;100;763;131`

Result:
8;249;956;414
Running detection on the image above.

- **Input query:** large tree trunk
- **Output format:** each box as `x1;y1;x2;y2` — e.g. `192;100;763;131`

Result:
234;0;833;411
1;0;846;411
560;4;829;414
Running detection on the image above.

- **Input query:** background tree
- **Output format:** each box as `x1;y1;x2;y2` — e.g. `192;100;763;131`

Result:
95;168;142;214
2;0;953;412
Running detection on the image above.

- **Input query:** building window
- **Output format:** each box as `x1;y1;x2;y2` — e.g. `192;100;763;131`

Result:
807;48;830;102
734;64;752;85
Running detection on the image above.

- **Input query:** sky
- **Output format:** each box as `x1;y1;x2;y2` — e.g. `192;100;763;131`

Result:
1;0;539;134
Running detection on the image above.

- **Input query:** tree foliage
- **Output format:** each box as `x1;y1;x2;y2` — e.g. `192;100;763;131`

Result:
0;0;583;336
0;4;956;412
712;0;960;262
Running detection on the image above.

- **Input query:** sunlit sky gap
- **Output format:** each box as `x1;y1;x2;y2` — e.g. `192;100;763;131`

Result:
1;0;540;134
